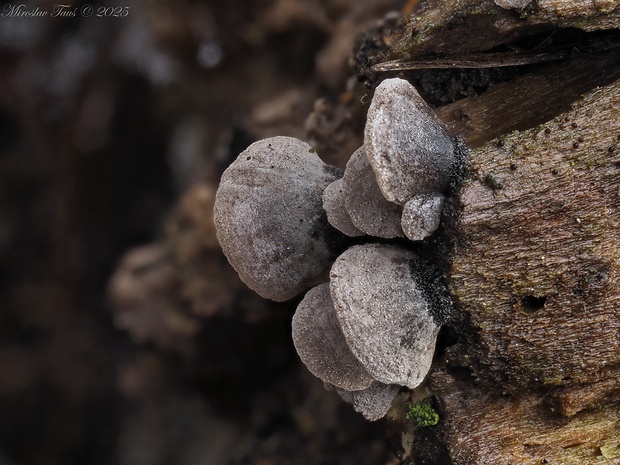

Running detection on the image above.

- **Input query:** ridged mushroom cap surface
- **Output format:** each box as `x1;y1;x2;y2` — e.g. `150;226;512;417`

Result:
214;136;344;301
342;146;403;238
365;77;457;205
322;178;365;237
330;243;440;388
292;283;374;391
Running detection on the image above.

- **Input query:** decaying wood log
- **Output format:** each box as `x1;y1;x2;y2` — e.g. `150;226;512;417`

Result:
426;370;620;465
402;78;620;465
391;0;620;59
361;0;620;150
447;79;620;395
435;49;620;148
361;1;620;460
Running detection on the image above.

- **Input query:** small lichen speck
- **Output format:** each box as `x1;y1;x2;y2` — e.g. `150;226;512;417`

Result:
484;173;503;190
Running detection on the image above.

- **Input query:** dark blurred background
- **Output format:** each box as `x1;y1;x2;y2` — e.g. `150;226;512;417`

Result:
0;0;405;464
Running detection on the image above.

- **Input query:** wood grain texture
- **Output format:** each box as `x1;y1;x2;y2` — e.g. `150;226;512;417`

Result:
378;2;620;463
428;370;620;465
394;0;620;58
435;49;620;148
448;80;620;395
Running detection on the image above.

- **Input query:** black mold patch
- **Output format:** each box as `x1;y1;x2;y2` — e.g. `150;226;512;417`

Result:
323;164;344;179
408;255;453;326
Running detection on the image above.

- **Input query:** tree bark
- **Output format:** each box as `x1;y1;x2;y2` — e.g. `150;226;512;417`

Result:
427;370;620;465
375;3;620;463
448;78;620;394
418;75;620;465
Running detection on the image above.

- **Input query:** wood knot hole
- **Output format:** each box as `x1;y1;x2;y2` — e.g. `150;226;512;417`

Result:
521;295;547;312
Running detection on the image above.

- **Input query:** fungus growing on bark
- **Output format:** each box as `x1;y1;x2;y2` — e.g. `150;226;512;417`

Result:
330;243;440;389
362;78;466;240
292;281;404;420
401;194;445;241
331;381;401;422
214;77;467;421
214;136;345;301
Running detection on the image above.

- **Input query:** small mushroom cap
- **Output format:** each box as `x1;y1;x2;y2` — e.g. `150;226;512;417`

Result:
401;194;445;241
330;243;440;388
365;77;457;205
495;0;530;9
292;283;374;391
214;136;344;301
343;146;404;238
329;381;400;422
322;179;365;237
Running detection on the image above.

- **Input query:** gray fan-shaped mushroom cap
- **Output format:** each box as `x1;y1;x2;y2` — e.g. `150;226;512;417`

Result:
331;381;400;422
401;194;445;241
322;179;365;237
495;0;530;9
365;78;457;205
343;146;403;238
330;243;440;388
214;136;344;302
292;283;374;391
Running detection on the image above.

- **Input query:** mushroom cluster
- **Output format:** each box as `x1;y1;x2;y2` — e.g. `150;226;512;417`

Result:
214;78;468;420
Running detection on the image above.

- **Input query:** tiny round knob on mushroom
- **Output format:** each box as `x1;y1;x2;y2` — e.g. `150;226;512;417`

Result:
494;0;531;9
342;146;404;239
330;243;440;389
401;194;445;241
365;77;459;205
327;381;400;422
214;136;346;302
292;283;374;391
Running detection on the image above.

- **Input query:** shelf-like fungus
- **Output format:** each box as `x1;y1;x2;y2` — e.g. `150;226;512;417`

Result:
401;194;445;241
214;77;468;420
292;283;374;391
330;244;440;389
214;136;345;301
